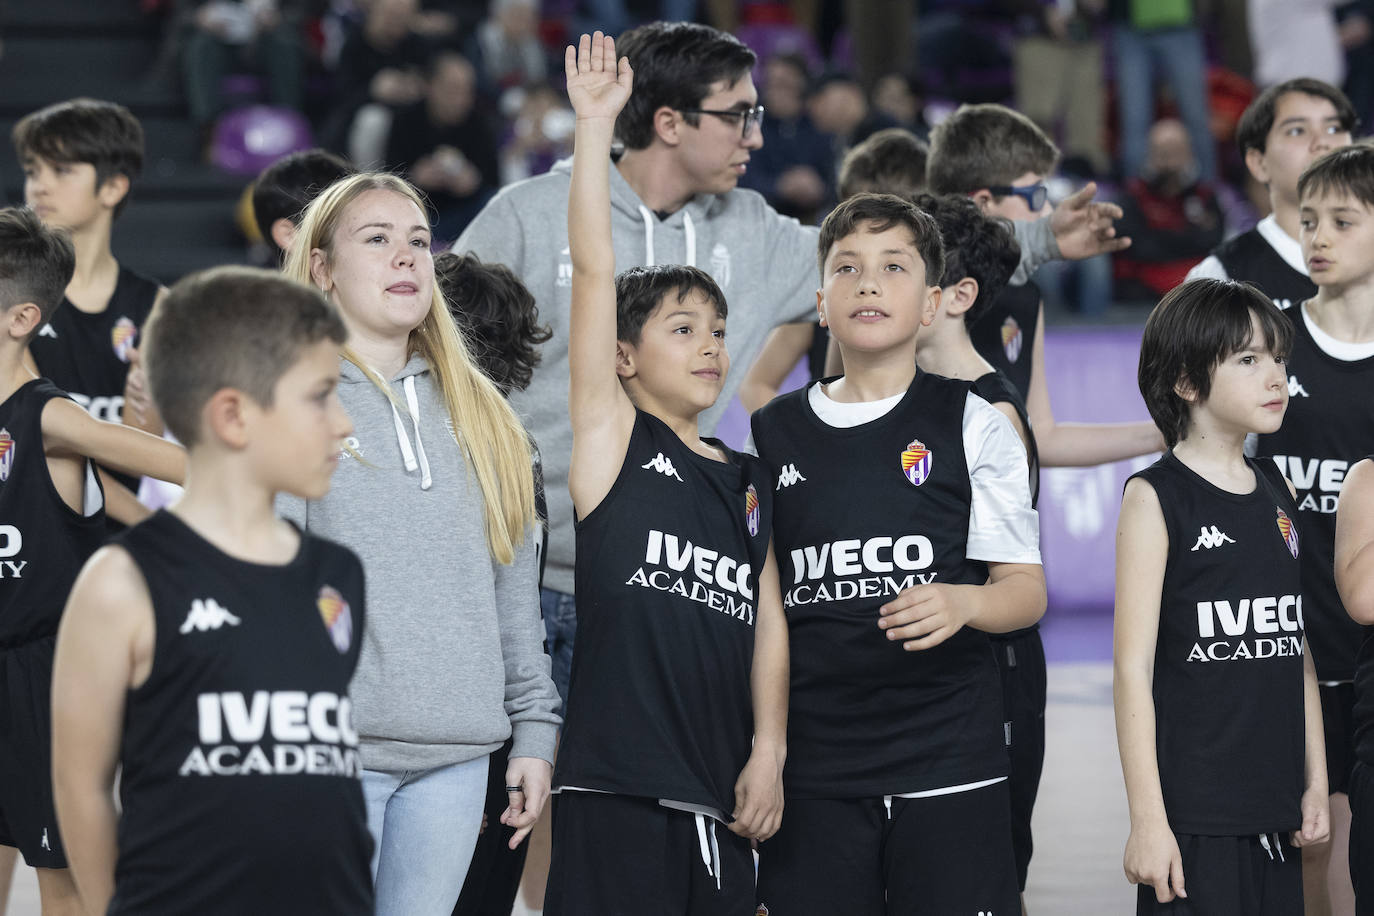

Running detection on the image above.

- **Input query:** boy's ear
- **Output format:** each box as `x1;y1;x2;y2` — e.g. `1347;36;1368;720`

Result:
5;302;43;340
969;188;995;212
96;173;131;211
1173;373;1200;404
653;106;684;147
944;278;979;317
309;248;333;294
815;288;827;328
202;387;254;450
921;285;942;327
614;341;637;379
271;218;298;255
1244;147;1271;187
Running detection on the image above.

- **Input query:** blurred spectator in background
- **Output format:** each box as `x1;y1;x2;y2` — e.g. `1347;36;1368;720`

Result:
1113;118;1223;300
466;0;548;105
499;83;575;185
1109;0;1216;183
1248;0;1343;87
1013;0;1109;176
836;127;928;199
739;52;833;221
807;70;895;158
178;0;306;136
385;51;499;240
870;71;930;138
329;0;429;164
1339;1;1374;123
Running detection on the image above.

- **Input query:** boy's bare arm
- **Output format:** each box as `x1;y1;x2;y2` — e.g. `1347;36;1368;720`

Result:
121;288;169;434
740;323;815;413
42;396;186;485
99;470;153;526
1293;645;1330;848
1024;304;1165;466
52;546;154;916
730;542;787;841
1336;458;1374;624
1112;478;1185;904
876;561;1045;648
565;31;638;518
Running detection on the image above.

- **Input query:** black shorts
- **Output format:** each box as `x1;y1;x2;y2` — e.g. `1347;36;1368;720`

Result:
992;626;1047;891
1350;760;1374;915
1322;683;1356;794
1135;832;1301;915
545;792;754;916
0;639;66;868
755;782;1019;916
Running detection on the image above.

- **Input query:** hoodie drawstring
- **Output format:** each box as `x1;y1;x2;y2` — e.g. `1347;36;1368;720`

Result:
694;812;722;890
638;206;697;268
388;375;432;490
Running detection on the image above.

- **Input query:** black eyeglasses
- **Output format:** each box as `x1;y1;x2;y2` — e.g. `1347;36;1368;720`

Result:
678;105;766;139
987;182;1048;212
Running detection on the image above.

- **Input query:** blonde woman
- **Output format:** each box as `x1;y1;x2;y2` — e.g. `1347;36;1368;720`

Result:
280;172;559;916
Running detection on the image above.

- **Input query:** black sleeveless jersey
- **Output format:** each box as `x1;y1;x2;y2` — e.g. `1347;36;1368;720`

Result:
109;511;373;916
1355;457;1374;767
0;379;104;648
971;280;1039;404
1131;454;1305;835
1213;228;1315;310
28;267;159;425
1254;304;1374;683
555;411;773;818
751;373;1007;798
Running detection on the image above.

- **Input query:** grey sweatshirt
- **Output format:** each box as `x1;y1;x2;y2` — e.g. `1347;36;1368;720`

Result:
452;156;1060;595
279;356;560;772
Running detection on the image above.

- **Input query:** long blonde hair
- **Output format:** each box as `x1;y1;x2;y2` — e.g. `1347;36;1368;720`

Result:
284;172;534;564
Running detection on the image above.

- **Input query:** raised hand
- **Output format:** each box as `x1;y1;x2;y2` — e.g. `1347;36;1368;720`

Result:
565;31;633;123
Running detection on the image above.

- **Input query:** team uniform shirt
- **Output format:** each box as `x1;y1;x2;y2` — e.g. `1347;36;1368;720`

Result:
1254;303;1374;684
1131;453;1306;835
109;511;373;915
554;411;773;821
750;372;1039;799
1187;215;1316;310
971;280;1039;404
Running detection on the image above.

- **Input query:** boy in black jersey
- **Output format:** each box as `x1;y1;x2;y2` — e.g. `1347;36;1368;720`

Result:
1188;78;1357;310
545;34;788;915
0;207;184;916
14;99;166;523
51;267;372;916
751;191;1045;914
1117;279;1328;913
1254;143;1374;914
1335;458;1374;913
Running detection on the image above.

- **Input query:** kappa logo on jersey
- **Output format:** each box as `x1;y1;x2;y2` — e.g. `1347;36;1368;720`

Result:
710;242;732;289
745;484;760;537
1190;525;1235;551
0;429;13;483
900;438;932;487
37;323;57;339
775;463;806;488
642;452;684;481
1277;508;1299;558
111;316;138;362
1287;376;1309;398
179;598;242;633
181;690;361;778
1190;594;1304;662
1001;315;1022;363
316;585;353;653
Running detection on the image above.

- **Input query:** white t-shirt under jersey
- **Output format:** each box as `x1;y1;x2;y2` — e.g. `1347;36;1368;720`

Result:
1187;214;1307;283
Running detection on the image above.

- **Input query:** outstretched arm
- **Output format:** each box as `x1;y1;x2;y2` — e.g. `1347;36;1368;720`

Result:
566;31;638;519
42;397;186;485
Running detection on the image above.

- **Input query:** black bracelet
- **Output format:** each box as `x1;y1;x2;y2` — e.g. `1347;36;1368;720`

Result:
505;786;524;792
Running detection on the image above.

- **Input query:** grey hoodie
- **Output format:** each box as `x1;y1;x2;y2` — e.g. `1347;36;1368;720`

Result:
452;156;1061;595
279;356;560;771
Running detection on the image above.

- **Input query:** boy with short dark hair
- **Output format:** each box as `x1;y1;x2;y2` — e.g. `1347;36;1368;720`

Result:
252;148;355;261
1253;142;1374;912
0;206;184;916
1188;78;1358;309
1116;278;1328;911
546;34;788;915
837;127;929;201
751;191;1045;914
51;266;373;916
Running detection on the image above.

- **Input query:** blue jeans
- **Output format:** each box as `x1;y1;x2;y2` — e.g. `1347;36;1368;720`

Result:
362;758;488;916
540;587;577;712
1112;26;1215;183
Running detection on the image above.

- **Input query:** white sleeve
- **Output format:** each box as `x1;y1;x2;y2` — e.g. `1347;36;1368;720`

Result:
1184;255;1228;282
963;393;1042;564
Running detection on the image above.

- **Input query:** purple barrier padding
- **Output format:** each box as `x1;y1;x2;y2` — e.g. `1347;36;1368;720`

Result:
710;324;1158;616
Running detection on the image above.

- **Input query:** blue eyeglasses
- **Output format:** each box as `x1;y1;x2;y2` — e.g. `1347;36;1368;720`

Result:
678;105;766;139
987;182;1048;212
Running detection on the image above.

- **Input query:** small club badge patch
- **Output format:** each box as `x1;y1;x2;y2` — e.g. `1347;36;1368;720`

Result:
316;585;354;653
901;439;932;487
745;483;760;537
0;429;12;482
111;316;138;363
1277;508;1299;559
1002;315;1023;364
